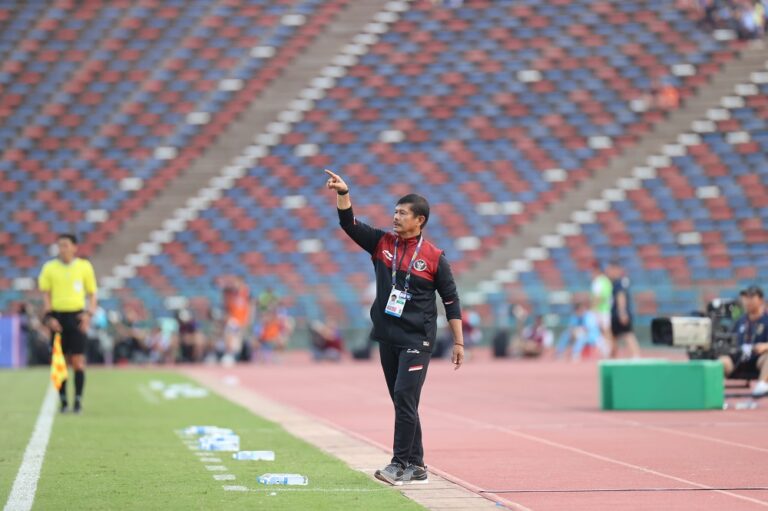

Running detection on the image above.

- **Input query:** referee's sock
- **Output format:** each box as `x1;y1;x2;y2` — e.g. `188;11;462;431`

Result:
74;370;85;401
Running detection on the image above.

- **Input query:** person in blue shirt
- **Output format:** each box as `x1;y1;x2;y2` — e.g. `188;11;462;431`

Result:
720;285;768;397
556;300;602;361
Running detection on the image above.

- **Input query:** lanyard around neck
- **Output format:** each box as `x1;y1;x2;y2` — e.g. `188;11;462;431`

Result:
391;235;423;292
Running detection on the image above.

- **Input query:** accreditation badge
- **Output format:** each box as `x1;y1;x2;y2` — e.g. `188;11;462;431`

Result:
73;280;83;293
385;288;407;318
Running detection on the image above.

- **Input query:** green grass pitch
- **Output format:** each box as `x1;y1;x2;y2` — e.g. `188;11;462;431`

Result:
1;369;423;511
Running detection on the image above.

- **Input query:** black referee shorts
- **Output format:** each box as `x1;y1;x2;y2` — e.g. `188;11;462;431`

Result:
50;311;87;355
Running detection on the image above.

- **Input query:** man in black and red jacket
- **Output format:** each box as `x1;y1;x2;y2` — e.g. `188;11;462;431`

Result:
325;169;464;486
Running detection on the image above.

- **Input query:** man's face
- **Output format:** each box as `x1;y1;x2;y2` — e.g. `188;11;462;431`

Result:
57;238;77;262
747;295;764;315
393;203;423;235
740;294;748;311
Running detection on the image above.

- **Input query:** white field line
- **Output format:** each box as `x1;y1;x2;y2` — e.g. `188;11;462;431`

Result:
3;386;58;511
176;430;239;486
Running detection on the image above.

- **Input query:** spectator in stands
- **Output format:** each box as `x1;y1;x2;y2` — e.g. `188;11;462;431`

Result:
656;81;680;110
146;317;178;364
590;261;613;355
462;307;482;349
177;309;204;362
113;309;149;364
309;319;344;361
738;2;757;37
17;302;50;365
256;307;290;361
351;282;379;360
736;289;749;320
608;262;641;359
556;300;602;361
754;0;766;35
488;303;523;358
518;315;553;358
219;276;251;366
696;0;766;37
86;306;109;364
720;285;768;397
258;286;278;314
698;0;719;29
736;0;765;38
430;0;464;7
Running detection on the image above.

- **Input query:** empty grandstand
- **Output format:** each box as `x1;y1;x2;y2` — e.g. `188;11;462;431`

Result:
1;0;766;337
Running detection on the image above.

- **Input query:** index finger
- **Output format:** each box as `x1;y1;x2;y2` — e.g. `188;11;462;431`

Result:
323;169;339;179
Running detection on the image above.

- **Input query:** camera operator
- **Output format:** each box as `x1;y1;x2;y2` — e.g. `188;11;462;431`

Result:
719;286;768;397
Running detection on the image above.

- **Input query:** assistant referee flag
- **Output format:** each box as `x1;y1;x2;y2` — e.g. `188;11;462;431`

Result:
50;333;68;391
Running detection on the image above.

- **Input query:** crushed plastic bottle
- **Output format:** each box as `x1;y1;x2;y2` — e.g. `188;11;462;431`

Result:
199;434;240;451
233;451;275;461
257;473;308;486
184;426;234;436
200;440;240;452
734;400;758;410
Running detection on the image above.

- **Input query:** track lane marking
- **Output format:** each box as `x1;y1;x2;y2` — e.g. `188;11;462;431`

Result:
425;407;768;508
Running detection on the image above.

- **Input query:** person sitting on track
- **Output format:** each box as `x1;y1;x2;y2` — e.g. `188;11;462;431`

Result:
556;300;601;361
719;285;768;397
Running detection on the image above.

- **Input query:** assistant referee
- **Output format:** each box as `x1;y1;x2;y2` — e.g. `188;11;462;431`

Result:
38;233;98;414
325;169;464;486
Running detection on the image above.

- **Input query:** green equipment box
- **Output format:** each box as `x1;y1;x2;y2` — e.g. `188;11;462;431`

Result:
600;359;724;410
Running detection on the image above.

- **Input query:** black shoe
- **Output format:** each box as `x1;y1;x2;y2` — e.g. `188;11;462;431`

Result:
374;463;404;486
401;464;428;485
60;402;69;414
73;400;82;414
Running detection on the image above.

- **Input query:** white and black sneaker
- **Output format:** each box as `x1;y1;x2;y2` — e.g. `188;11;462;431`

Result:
401;464;428;485
752;380;768;398
374;463;404;486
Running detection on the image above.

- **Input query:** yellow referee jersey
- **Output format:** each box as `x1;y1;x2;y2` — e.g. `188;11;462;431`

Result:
38;258;97;312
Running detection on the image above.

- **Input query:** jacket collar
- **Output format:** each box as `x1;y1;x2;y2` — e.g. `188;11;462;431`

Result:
397;233;422;245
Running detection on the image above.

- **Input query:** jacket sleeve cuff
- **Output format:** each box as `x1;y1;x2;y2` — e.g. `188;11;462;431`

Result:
444;299;461;321
337;207;354;227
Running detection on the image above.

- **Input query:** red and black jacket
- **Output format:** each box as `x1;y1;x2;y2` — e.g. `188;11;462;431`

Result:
339;207;461;352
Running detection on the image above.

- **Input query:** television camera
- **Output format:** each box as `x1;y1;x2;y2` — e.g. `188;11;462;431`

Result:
650;298;741;360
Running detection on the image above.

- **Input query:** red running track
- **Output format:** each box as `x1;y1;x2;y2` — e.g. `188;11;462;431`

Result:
184;350;768;511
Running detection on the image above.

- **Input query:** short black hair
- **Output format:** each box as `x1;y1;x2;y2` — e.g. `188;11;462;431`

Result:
396;194;430;228
744;285;764;299
57;233;78;245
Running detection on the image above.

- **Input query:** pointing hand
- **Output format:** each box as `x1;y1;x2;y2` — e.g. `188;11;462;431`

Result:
324;169;349;194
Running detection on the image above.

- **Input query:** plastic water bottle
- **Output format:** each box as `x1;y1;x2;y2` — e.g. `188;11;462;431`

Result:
734;401;758;410
257;473;308;486
233;451;275;461
201;440;240;452
184;426;234;436
199;434;240;451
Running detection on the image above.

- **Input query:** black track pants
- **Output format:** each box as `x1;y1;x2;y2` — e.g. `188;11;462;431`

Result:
379;342;431;468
